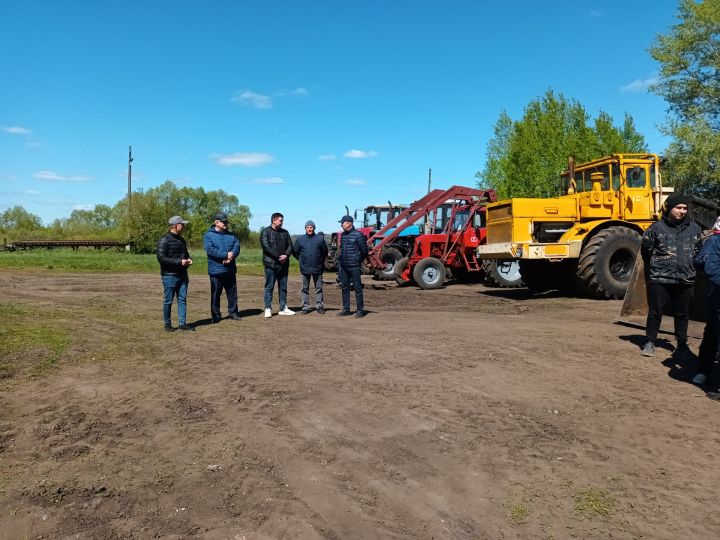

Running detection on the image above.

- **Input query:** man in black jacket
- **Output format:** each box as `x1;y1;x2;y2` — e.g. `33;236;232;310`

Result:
157;215;194;332
260;212;294;318
293;220;329;314
337;215;369;318
640;194;702;357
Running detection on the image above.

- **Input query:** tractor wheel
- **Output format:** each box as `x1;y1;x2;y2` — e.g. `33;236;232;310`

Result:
483;259;523;288
374;246;404;280
394;257;411;285
412;257;446;290
577;226;641;299
324;250;337;272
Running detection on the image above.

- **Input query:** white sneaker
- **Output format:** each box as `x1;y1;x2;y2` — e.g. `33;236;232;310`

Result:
692;373;708;385
264;308;272;318
278;307;295;316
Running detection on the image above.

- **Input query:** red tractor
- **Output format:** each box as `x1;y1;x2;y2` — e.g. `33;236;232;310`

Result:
366;186;518;289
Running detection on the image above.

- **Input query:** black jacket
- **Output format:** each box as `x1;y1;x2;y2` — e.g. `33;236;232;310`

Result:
261;226;293;269
641;216;702;285
157;232;190;277
293;233;328;274
338;227;369;269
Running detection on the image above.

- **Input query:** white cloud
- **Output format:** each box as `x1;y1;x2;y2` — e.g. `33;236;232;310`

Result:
343;149;379;159
73;204;95;211
34;170;92;182
2;126;33;135
231;90;273;109
319;154;337;161
25;189;40;195
620;75;659;93
345;178;367;186
212;152;275;167
275;87;309;97
252;176;284;184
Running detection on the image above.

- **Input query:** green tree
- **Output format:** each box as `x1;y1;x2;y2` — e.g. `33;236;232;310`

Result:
477;90;647;198
649;0;720;198
0;206;44;241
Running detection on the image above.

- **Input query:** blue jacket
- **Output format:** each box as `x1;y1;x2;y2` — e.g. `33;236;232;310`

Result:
203;226;241;276
338;227;369;269
695;233;720;287
293;232;328;274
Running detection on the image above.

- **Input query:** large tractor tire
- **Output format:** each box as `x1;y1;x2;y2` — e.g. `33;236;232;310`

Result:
394;257;411;285
577;226;641;299
374;246;404;280
483;259;523;288
412;257;446;290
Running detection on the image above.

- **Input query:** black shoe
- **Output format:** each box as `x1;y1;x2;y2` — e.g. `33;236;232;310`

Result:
178;324;195;331
229;313;242;321
706;391;720;401
316;306;325;314
301;308;310;314
164;324;176;332
355;310;366;318
211;317;221;324
337;310;352;316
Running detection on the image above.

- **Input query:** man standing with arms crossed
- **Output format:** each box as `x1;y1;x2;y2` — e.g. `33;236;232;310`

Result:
337;214;369;318
261;212;295;318
157;215;194;332
204;212;241;323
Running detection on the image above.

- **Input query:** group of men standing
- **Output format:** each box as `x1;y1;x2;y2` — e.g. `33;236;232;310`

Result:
155;212;368;332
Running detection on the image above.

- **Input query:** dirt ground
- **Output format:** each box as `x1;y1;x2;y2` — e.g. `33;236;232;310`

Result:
1;270;720;539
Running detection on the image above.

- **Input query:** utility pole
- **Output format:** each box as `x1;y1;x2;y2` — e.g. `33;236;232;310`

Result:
127;146;133;204
427;168;432;194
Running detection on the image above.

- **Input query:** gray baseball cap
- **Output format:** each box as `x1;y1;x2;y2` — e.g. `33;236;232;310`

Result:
168;215;189;225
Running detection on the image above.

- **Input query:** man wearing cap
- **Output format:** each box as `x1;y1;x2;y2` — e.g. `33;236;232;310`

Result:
640;194;703;357
260;212;295;317
337;215;369;318
157;216;194;332
293;220;329;314
204;212;241;323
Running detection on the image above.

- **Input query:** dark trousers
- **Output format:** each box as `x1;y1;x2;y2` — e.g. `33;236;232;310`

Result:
338;265;364;311
264;265;289;309
698;284;720;376
301;272;324;309
645;282;694;343
210;273;238;319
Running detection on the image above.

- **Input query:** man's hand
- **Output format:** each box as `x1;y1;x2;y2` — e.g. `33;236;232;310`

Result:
181;258;193;267
279;254;288;262
227;252;235;260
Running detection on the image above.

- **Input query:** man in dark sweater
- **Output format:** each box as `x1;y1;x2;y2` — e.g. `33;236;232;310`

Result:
293;219;329;314
640;194;703;357
337;214;369;318
260;212;294;318
157;215;194;332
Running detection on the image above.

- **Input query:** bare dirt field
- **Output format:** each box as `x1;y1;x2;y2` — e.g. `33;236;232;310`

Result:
1;270;719;539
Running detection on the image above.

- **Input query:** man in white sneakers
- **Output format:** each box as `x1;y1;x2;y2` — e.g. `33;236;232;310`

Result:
260;212;295;317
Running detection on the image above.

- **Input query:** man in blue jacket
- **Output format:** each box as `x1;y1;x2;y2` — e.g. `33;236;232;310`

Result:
337;215;369;318
293;220;329;314
693;217;720;393
203;212;241;323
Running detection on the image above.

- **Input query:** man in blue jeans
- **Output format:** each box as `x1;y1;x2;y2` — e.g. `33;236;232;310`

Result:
157;215;194;332
260;212;294;318
204;212;241;323
337;214;369;318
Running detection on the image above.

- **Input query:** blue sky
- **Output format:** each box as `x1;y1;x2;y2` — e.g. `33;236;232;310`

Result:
1;0;680;235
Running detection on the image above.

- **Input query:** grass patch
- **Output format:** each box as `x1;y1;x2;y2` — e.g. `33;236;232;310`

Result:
0;248;298;275
509;502;529;523
0;303;70;378
574;487;616;516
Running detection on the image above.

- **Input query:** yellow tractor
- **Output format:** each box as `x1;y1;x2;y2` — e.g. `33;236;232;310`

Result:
477;154;675;299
